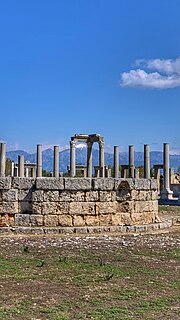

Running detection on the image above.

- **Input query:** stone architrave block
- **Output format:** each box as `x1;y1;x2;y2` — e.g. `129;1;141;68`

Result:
44;215;59;227
18;190;33;201
0;177;11;190
13;178;35;189
85;191;99;202
2;189;18;202
134;179;151;190
44;191;59;202
36;177;64;190
59;215;72;227
70;191;85;202
85;215;99;226
65;178;92;191
150;179;158;190
42;202;57;215
2;202;18;214
14;214;30;226
93;178;115;191
32;190;44;202
30;215;43;226
73;215;85;227
96;202;116;214
56;202;69;215
114;178;134;190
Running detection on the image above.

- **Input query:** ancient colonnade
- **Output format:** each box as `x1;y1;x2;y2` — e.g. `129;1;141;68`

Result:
0;139;178;200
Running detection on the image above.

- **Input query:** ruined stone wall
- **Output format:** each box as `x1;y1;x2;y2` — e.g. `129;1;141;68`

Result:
0;177;158;228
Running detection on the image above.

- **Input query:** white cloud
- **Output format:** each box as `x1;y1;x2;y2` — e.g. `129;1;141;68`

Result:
120;57;180;89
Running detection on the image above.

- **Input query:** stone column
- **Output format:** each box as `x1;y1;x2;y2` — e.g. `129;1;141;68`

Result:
135;167;139;179
14;166;18;177
161;143;173;199
129;145;134;178
114;146;119;178
18;155;24;177
36;144;42;177
144;144;150;179
70;140;76;177
53;145;59;177
99;139;105;177
25;167;29;177
10;161;15;177
87;141;93;178
0;143;6;177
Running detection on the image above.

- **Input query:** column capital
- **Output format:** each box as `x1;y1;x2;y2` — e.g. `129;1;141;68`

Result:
70;140;76;148
99;140;104;148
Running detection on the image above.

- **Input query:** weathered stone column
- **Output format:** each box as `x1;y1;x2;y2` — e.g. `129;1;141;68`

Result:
36;144;42;177
129;145;135;178
99;139;105;177
135;167;139;179
87;141;93;178
0;143;6;177
114;146;119;178
70;141;76;177
10;161;15;177
144;144;150;179
161;143;173;199
53;145;59;177
18;155;24;177
25;167;29;177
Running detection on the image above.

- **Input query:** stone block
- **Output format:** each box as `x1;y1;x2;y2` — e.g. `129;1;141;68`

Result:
85;215;99;226
0;213;12;227
81;203;96;214
121;212;132;225
2;189;18;202
56;202;69;214
134;179;151;190
117;201;134;213
12;178;35;189
44;215;59;227
96;202;116;214
14;214;30;226
99;214;111;225
69;202;82;215
31;202;42;214
114;178;134;190
151;179;158;190
42;202;57;215
134;200;158;213
59;215;73;227
111;213;122;226
93;178;115;190
85;191;99;202
130;211;145;224
44;191;59;202
99;191;112;202
32;190;44;202
70;191;85;201
69;202;96;215
2;202;18;214
59;191;71;202
30;214;43;226
0;177;11;190
73;215;85;227
65;178;91;190
36;177;64;190
18;189;33;201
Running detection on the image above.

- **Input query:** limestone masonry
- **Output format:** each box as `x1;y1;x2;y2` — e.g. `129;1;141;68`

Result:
0;177;158;228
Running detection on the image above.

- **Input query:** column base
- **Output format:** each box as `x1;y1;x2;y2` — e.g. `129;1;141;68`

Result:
160;188;173;200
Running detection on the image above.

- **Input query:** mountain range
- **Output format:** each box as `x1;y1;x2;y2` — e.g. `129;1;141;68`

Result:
6;147;180;173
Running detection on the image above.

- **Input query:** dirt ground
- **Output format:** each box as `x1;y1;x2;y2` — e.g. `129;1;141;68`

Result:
0;206;179;320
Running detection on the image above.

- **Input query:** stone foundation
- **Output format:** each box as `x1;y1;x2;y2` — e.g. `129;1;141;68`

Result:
0;177;158;228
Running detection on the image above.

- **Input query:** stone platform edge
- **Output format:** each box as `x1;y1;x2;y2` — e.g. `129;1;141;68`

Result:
0;218;179;235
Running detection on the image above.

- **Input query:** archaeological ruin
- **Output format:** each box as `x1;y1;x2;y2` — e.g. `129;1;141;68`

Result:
0;134;179;233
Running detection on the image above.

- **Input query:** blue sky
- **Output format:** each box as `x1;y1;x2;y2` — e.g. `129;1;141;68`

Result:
0;0;180;154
